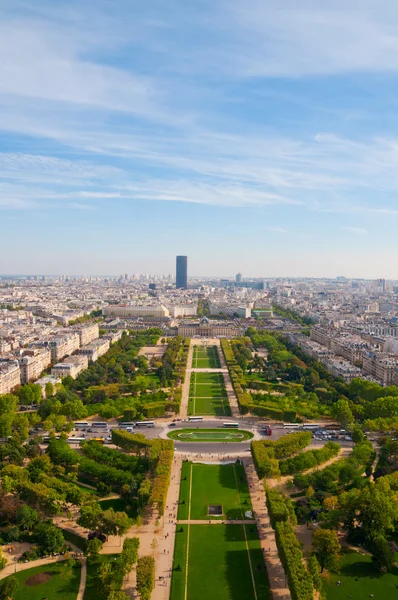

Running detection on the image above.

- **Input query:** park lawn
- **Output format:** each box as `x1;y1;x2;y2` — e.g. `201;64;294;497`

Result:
84;555;119;600
192;346;221;369
177;461;192;520
4;561;81;600
169;429;253;443
187;525;269;600
187;463;253;520
323;549;398;600
170;525;189;600
189;396;231;416
192;372;224;384
98;496;138;518
193;384;227;397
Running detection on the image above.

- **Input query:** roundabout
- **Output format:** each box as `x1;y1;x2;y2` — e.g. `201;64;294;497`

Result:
167;428;253;442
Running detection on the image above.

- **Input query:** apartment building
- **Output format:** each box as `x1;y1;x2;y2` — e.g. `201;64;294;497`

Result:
330;337;369;365
102;330;123;344
103;304;169;318
18;347;52;384
77;339;110;362
362;352;398;385
0;359;21;394
208;302;251;318
310;326;333;348
69;323;99;346
324;357;362;382
51;355;88;379
47;333;80;362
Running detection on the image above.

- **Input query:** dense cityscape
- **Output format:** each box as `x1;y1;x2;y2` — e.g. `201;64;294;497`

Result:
0;257;396;599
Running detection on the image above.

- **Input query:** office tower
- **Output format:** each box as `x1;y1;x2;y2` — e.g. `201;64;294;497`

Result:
176;256;188;289
236;273;242;283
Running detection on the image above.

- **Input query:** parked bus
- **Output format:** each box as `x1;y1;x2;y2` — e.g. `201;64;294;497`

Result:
188;416;203;422
67;437;85;444
135;421;155;428
118;422;135;429
91;422;109;429
283;423;301;429
302;424;321;431
42;435;60;443
74;421;89;429
91;437;105;444
223;422;239;429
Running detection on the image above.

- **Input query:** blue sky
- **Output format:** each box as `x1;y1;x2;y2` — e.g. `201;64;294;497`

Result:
2;0;398;277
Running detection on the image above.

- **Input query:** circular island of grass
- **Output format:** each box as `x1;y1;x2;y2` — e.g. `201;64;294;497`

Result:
167;428;254;442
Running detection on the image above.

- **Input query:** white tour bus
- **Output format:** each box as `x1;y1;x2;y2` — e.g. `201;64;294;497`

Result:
118;422;135;429
283;423;301;429
302;424;321;431
135;421;155;428
67;437;85;444
74;421;89;429
223;422;239;429
91;422;109;430
188;416;204;422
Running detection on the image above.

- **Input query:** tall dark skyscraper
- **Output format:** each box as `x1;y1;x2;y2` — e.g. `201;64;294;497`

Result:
176;256;188;289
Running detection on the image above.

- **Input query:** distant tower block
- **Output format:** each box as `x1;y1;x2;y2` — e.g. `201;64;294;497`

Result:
176;256;188;289
236;273;242;283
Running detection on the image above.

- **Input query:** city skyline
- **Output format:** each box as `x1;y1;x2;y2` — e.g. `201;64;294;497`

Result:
3;1;398;276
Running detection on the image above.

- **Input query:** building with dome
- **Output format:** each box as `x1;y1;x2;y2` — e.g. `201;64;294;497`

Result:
177;316;242;338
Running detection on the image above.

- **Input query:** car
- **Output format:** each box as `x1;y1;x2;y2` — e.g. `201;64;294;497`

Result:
344;436;352;441
169;423;176;427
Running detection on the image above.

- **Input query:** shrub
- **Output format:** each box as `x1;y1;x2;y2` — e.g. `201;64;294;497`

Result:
136;556;155;600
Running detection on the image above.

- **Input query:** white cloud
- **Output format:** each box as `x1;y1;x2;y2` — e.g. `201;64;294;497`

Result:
341;226;368;235
264;226;287;233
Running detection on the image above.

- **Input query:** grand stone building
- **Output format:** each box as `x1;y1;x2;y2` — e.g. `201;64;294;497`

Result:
177;317;242;338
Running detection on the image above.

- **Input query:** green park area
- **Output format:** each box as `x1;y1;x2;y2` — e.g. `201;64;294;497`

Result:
1;562;81;600
177;462;253;520
171;463;271;600
168;428;253;443
323;550;398;600
192;345;221;369
188;372;231;416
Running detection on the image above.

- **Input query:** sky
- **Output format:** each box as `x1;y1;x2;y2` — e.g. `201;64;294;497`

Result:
2;0;398;278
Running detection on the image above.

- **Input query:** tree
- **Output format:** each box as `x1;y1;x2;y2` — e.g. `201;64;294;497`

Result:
107;592;130;600
0;395;18;415
34;522;65;553
85;537;103;561
311;529;340;573
100;509;133;537
0;575;19;599
370;535;394;573
77;503;103;531
45;382;54;398
333;399;354;428
60;558;77;581
352;427;364;443
60;399;87;420
0;549;6;571
16;505;38;531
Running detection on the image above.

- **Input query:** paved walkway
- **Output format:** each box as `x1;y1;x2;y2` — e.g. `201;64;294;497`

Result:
243;458;292;600
76;558;87;600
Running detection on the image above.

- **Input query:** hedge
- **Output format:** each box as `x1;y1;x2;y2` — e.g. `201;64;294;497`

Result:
265;487;313;600
263;431;312;459
149;440;173;516
279;441;340;475
275;521;314;600
251;441;280;479
136;555;155;600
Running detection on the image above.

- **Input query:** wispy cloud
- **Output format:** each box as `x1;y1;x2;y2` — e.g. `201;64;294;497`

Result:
264;226;287;233
341;226;368;235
